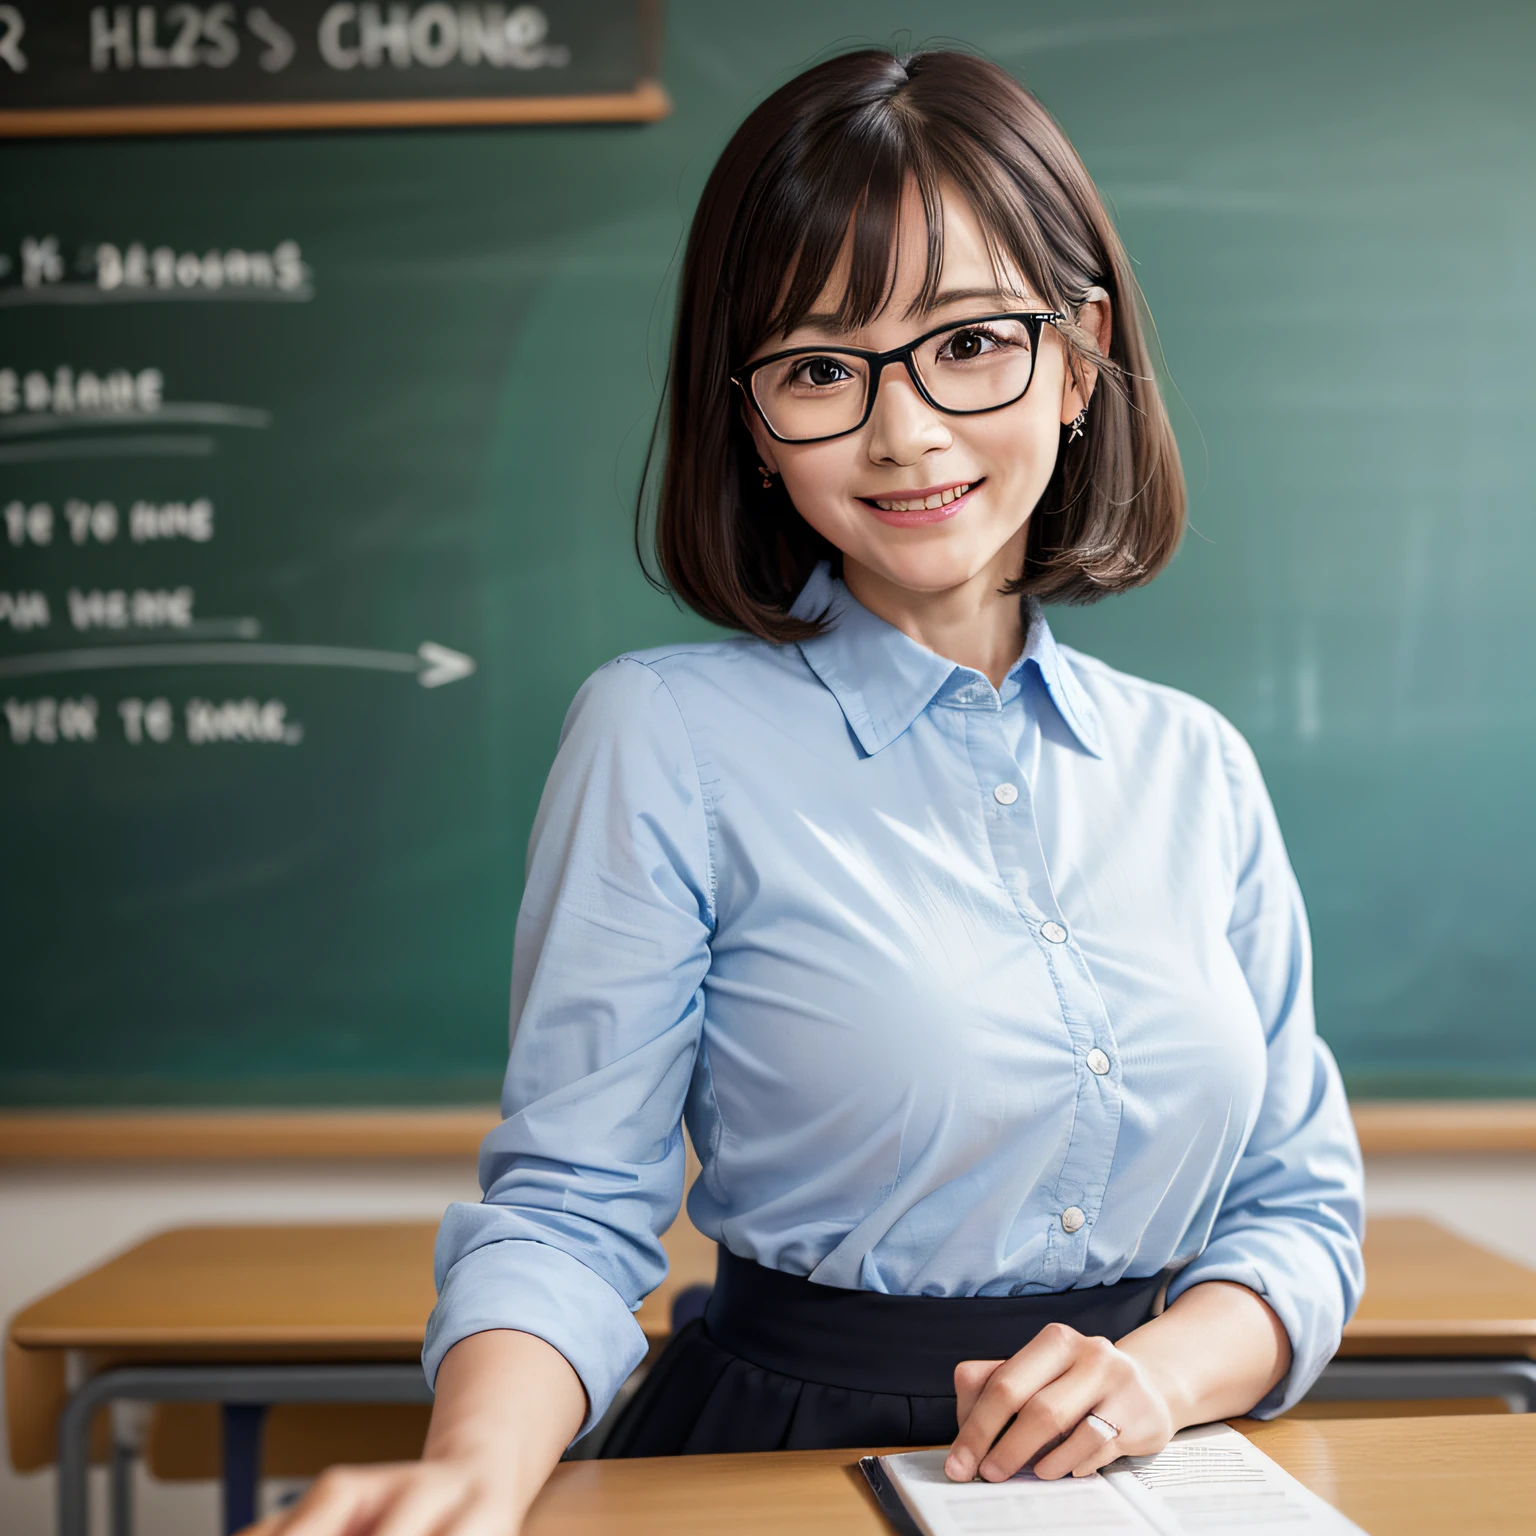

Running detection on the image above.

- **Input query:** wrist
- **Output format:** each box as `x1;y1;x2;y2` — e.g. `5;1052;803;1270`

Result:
1116;1325;1196;1430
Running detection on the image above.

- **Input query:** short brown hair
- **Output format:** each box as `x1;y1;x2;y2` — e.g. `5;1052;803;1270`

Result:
638;47;1187;642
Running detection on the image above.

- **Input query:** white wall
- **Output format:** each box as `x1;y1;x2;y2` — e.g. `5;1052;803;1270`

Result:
3;1155;1534;1536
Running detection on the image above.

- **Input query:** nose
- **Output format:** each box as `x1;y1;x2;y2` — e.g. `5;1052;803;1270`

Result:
864;363;952;465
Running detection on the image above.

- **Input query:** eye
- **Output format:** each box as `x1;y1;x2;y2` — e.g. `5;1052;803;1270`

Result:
789;355;854;388
939;327;1007;362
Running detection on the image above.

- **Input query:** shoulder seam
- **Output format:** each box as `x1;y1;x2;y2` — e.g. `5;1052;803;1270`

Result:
618;656;719;928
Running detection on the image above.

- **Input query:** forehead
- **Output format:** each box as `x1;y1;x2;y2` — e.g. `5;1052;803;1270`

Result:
801;178;1036;332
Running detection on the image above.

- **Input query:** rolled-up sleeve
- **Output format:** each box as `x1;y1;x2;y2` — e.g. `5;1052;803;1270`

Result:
423;656;715;1438
1164;718;1365;1416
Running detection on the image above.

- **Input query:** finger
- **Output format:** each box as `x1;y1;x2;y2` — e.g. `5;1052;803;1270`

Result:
953;1359;1005;1426
373;1470;474;1536
945;1325;1080;1481
274;1465;410;1536
1071;1426;1129;1480
1034;1412;1121;1481
976;1368;1107;1482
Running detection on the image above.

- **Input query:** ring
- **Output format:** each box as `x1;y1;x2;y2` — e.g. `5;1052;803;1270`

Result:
1085;1411;1120;1439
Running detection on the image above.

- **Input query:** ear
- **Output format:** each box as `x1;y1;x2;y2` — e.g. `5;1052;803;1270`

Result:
740;397;782;477
1060;286;1113;426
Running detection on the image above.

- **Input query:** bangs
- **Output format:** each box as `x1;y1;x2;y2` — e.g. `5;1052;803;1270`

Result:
730;95;1066;358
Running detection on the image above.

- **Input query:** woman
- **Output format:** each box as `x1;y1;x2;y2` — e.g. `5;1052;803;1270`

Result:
265;47;1363;1536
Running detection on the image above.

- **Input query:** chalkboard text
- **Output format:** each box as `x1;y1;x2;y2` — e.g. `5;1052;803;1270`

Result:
67;587;197;630
0;235;311;302
0;1;663;135
3;696;99;743
5;499;216;545
2;692;304;744
0;365;163;414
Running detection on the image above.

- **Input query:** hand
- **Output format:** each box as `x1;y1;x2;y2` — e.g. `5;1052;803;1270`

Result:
238;1455;524;1536
945;1321;1175;1484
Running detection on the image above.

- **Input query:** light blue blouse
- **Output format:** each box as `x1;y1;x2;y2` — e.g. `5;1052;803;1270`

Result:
425;560;1364;1436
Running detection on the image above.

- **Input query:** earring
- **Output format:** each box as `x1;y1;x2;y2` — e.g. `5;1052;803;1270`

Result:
757;463;777;489
1067;407;1088;443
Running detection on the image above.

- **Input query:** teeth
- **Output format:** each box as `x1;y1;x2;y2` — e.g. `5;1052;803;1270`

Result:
874;482;972;512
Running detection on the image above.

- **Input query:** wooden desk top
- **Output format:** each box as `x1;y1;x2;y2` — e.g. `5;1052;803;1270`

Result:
9;1213;1535;1360
519;1416;1536;1536
1340;1216;1536;1359
6;1218;715;1355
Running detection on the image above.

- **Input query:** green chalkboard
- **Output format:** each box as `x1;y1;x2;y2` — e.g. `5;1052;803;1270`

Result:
2;0;1533;1105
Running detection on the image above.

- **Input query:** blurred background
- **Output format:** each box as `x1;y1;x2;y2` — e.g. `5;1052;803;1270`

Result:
3;1;1534;1530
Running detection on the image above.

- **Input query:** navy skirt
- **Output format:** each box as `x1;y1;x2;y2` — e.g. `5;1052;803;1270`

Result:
601;1246;1167;1457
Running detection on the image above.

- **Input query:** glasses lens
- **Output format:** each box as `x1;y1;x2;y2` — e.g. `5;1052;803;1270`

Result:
750;351;871;441
912;317;1036;412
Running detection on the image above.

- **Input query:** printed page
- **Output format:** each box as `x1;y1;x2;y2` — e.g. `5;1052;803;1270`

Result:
881;1426;1367;1536
1103;1423;1368;1535
879;1448;1155;1535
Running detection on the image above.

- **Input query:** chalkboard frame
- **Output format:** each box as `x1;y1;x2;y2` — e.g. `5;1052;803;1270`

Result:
0;0;670;136
0;80;671;137
3;1103;1532;1161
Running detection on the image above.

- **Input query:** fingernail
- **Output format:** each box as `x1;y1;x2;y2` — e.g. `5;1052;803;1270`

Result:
944;1454;968;1481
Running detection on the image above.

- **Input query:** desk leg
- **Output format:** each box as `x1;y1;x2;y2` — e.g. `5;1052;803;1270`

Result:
222;1403;268;1536
110;1438;135;1536
56;1379;97;1536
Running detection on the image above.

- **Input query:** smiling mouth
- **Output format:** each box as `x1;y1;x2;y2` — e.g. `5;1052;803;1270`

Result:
860;478;983;513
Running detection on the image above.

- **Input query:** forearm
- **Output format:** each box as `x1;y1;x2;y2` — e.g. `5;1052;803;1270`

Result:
423;1329;589;1522
1116;1279;1291;1428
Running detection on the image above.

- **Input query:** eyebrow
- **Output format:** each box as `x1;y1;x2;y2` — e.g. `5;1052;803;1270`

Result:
793;287;1036;334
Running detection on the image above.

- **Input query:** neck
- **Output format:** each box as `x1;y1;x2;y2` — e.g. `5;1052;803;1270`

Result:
841;541;1029;691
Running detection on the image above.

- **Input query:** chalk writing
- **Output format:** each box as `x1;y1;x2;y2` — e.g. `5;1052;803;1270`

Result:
0;592;50;630
186;695;301;744
67;586;196;629
3;695;98;743
0;365;162;414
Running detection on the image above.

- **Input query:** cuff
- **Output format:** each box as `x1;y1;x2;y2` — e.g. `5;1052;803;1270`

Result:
1164;1222;1359;1418
422;1237;650;1441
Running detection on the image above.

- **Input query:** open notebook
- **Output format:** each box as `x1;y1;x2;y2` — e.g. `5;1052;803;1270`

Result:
861;1423;1367;1535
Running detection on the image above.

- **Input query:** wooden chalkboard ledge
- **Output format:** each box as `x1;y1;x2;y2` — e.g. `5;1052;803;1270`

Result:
0;1101;1533;1162
0;1108;499;1162
0;81;670;139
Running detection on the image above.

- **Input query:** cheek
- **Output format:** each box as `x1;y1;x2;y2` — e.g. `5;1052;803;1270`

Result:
777;444;863;527
961;409;1058;503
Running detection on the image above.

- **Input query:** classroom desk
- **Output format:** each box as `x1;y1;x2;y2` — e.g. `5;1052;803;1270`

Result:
519;1416;1536;1536
1312;1216;1536;1412
5;1219;714;1536
7;1214;1533;1536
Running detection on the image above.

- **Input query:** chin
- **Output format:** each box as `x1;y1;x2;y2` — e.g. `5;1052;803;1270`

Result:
863;536;1015;595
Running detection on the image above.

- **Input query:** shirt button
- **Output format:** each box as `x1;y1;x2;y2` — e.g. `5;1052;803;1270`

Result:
993;782;1019;805
1041;920;1068;944
1086;1048;1111;1076
1061;1206;1086;1234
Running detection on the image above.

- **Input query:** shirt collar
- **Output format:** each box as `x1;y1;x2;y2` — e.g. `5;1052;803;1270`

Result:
790;560;1102;758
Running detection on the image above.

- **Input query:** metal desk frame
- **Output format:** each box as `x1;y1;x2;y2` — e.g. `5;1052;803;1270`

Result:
58;1363;431;1536
56;1354;1536;1536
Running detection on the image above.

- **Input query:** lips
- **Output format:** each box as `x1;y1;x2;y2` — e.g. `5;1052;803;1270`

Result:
859;478;982;513
858;478;985;524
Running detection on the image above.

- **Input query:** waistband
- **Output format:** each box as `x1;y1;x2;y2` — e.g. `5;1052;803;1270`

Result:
702;1246;1167;1396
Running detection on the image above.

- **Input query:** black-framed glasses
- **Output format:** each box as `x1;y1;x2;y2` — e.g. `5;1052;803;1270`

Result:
730;310;1065;444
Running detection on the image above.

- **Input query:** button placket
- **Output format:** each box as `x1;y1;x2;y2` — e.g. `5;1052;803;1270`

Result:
967;709;1118;1287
